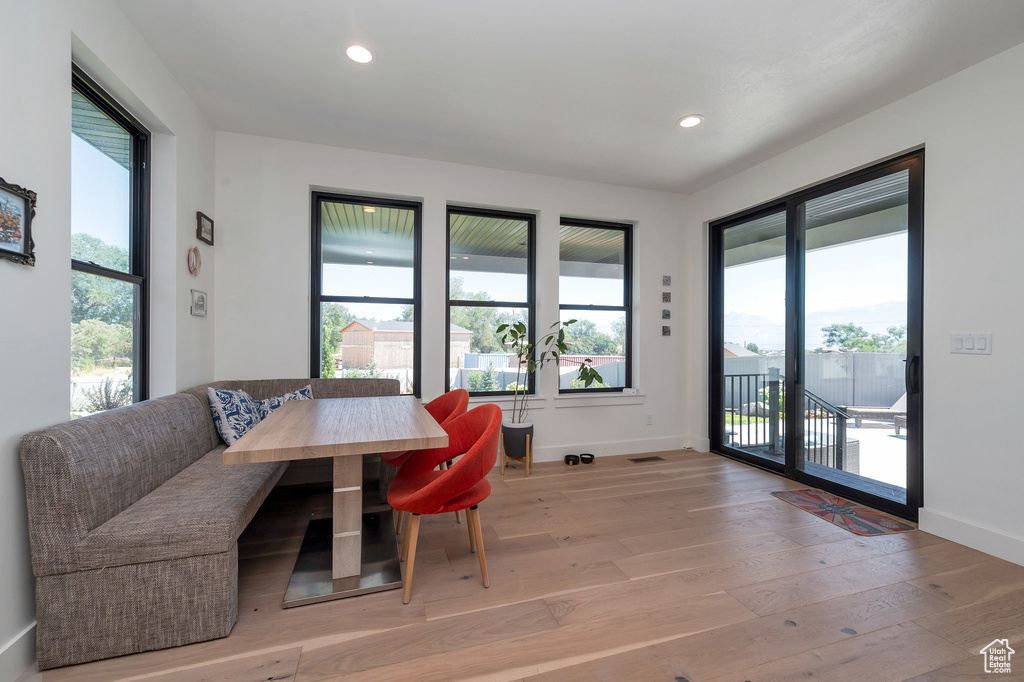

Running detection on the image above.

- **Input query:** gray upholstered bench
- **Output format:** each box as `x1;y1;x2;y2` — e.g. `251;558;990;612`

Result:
20;377;398;670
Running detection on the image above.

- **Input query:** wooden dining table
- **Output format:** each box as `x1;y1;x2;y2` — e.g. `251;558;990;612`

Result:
224;396;448;606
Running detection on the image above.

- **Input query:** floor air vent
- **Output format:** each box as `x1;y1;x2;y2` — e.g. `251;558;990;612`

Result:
628;456;666;463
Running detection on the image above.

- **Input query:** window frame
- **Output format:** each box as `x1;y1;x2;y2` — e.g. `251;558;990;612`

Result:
71;64;150;404
557;217;633;394
309;191;423;397
707;148;925;521
445;205;537;397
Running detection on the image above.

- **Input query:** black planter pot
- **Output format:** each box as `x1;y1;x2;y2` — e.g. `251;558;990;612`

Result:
501;420;534;459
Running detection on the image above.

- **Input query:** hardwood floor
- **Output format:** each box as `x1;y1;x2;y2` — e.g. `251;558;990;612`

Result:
24;450;1024;681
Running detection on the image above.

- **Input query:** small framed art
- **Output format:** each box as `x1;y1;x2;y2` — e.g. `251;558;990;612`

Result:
196;212;214;245
190;289;208;317
0;177;36;266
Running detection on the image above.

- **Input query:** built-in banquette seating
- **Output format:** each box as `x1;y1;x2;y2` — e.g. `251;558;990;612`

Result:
20;378;398;670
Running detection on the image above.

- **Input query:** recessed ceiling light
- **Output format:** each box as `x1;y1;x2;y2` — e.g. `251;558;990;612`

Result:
462;256;469;259
346;44;375;64
363;206;376;213
365;250;373;254
366;261;374;264
677;114;704;128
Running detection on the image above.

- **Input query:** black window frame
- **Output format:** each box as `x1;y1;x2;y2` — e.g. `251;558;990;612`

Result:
71;64;150;405
558;218;633;394
445;206;537;397
708;149;924;521
309;191;423;397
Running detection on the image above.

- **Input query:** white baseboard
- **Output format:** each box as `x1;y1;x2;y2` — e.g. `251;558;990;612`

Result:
0;622;35;682
686;435;711;452
532;435;686;463
919;508;1024;567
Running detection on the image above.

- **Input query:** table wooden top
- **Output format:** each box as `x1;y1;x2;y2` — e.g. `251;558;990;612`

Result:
223;396;449;465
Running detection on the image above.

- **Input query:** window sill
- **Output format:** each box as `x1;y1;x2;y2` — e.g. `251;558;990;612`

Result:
467;393;644;410
468;395;548;410
553;392;646;409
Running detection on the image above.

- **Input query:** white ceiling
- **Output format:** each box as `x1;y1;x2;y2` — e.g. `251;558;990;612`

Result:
115;0;1024;193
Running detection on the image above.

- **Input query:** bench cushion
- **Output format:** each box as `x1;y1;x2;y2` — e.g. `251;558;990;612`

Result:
21;393;219;576
75;447;285;572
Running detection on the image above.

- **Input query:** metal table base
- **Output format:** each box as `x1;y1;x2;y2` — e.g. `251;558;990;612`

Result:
282;511;402;607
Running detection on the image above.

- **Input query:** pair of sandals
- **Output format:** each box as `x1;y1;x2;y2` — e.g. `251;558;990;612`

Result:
564;453;595;466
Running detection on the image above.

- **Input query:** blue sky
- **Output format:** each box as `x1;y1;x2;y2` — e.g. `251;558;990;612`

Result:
725;232;908;349
71;134;131;253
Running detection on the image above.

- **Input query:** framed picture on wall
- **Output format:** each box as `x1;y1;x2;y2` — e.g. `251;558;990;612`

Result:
0;177;36;266
196;211;214;245
190;289;208;317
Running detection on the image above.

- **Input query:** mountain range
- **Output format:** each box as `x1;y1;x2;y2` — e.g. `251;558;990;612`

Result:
725;301;907;351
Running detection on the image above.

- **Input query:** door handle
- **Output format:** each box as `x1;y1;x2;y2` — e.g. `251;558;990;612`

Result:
905;356;921;394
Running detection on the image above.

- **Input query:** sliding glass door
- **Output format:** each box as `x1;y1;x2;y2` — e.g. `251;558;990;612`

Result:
718;209;787;467
796;169;918;505
710;151;923;520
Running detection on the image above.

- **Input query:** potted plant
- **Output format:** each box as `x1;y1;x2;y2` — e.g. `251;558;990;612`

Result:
495;319;603;460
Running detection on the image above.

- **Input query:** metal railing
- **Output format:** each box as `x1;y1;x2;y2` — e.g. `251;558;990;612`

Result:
724;369;851;469
803;389;850;469
724;368;784;456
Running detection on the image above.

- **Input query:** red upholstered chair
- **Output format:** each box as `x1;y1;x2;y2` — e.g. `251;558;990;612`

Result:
385;389;469;529
382;390;468;469
387;404;501;604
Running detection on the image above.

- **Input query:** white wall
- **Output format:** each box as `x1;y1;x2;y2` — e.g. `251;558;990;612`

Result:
682;43;1024;565
4;5;1022;677
214;133;688;461
0;1;214;676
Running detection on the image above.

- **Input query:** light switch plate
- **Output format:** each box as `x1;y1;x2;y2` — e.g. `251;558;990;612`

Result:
950;333;992;355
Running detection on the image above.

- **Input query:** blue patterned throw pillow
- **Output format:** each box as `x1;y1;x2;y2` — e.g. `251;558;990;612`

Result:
207;387;263;445
208;385;315;445
255;385;314;419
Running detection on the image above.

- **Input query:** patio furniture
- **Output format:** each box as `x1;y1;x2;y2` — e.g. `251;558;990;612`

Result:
842;392;907;429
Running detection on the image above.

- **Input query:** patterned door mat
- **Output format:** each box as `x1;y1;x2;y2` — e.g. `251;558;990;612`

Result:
771;488;916;535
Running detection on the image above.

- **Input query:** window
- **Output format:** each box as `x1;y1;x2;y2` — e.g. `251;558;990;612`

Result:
558;219;632;392
311;193;421;395
70;66;149;417
446;207;535;396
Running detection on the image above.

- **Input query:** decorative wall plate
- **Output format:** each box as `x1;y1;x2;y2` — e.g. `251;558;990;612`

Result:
187;246;202;276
